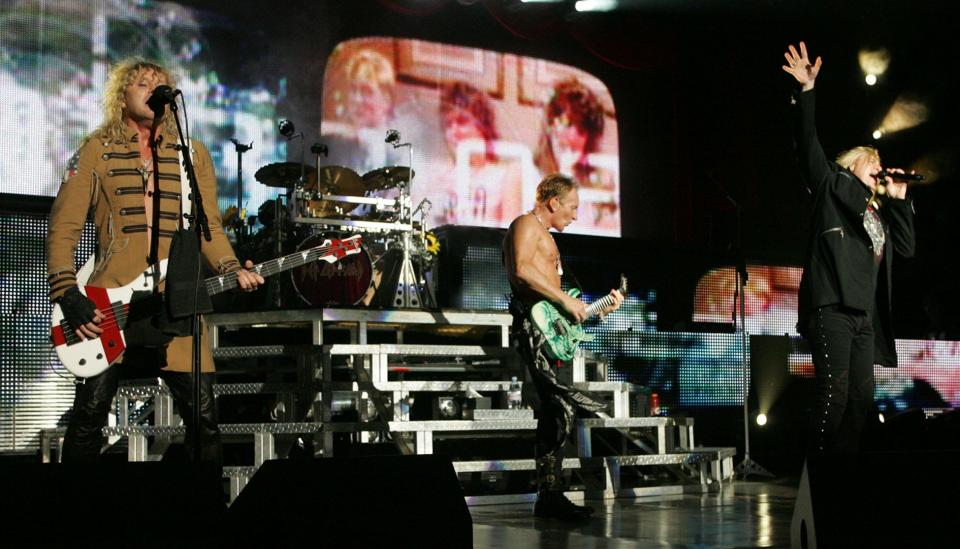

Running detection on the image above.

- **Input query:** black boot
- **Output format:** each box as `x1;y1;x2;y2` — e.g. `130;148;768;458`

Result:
534;491;595;521
533;454;594;521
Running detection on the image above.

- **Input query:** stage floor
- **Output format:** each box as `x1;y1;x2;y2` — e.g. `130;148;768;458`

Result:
470;480;797;549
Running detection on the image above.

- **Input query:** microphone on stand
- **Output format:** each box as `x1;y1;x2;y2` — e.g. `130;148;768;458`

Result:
278;119;297;139
277;119;307;190
147;85;181;115
385;129;401;147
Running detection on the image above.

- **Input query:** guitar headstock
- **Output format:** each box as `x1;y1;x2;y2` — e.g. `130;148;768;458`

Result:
336;235;363;256
618;273;628;296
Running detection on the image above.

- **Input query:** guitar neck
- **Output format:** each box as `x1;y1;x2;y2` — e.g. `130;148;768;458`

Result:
203;239;351;296
583;276;628;320
585;294;617;319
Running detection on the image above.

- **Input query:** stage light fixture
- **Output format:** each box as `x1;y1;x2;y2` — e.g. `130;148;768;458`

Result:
858;48;890;83
878;412;886;424
756;413;768;427
877;96;928;136
872;130;883;140
575;0;618;11
437;396;460;419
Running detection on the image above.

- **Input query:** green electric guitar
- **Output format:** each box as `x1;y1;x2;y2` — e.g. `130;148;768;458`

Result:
530;275;628;361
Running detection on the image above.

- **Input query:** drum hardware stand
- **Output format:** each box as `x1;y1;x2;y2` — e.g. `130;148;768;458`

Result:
412;197;437;308
278;118;306;188
271;195;286;308
268;119;308;309
386;129;428;308
229;138;253;244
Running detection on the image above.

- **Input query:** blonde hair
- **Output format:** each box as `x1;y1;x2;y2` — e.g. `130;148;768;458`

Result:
344;49;395;91
93;58;178;143
836;146;880;170
536;173;578;204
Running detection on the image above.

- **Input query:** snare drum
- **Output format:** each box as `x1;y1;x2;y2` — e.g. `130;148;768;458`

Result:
290;232;374;307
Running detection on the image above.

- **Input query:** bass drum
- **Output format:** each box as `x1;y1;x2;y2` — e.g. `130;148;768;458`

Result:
290;232;374;307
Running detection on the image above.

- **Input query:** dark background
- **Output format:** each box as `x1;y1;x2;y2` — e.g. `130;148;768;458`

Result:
6;0;957;471
155;0;960;339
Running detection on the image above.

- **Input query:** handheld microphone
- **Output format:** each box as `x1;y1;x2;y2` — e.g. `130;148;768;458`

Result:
146;85;180;114
876;170;925;182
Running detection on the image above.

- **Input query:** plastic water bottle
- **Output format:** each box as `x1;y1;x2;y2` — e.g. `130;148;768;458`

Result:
507;376;522;410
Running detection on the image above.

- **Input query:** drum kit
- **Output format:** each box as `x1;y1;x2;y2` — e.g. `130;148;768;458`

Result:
237;136;434;310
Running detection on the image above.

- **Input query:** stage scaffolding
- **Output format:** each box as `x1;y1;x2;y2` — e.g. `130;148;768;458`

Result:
40;307;735;504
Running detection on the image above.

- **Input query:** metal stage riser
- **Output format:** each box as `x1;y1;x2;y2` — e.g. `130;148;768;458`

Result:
39;307;735;505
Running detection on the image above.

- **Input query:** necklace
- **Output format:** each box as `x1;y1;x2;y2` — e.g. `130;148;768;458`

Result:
530;210;563;276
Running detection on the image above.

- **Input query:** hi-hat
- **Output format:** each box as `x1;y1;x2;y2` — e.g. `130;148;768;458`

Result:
363;166;414;191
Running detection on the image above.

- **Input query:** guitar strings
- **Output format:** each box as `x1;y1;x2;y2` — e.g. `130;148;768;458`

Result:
57;241;352;342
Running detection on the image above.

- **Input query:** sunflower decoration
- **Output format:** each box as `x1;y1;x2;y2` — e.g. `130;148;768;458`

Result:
424;232;440;255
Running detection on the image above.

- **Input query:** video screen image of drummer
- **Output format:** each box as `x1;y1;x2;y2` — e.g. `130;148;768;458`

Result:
319;37;622;238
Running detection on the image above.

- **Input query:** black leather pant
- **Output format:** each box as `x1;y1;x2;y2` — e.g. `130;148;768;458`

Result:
803;304;876;456
62;348;221;465
511;299;606;493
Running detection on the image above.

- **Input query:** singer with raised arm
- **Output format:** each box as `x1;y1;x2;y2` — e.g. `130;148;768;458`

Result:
47;58;263;465
503;174;623;521
783;42;916;457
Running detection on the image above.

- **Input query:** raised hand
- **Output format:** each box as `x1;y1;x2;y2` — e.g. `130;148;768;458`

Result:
782;41;822;91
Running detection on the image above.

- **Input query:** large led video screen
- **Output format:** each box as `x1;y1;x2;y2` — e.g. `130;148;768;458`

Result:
0;0;284;217
320;37;621;236
694;265;960;410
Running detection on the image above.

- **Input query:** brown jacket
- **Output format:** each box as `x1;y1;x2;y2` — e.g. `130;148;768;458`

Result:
47;128;240;372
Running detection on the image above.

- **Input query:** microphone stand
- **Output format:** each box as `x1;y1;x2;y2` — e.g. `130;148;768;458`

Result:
726;194;773;480
169;97;211;463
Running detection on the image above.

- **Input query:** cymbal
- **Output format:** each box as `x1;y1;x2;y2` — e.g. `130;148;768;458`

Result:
314;165;365;197
362;166;414;191
254;162;315;188
305;165;364;217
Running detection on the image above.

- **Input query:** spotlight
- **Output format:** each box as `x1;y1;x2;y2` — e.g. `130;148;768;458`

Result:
436;396;460;419
865;74;878;86
873;130;883;140
858;48;890;80
575;0;618;11
756;413;768;427
879;412;886;424
877;96;929;136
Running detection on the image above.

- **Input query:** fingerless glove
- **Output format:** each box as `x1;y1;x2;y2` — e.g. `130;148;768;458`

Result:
58;286;97;328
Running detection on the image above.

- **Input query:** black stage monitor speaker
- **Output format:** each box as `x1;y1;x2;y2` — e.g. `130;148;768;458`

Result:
224;454;472;548
791;451;959;548
0;461;226;547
